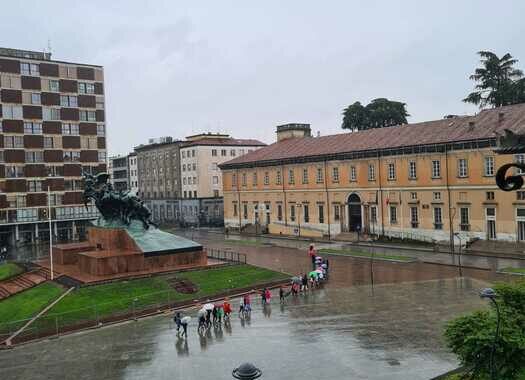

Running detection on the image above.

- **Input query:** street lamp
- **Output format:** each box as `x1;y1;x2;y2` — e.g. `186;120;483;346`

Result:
480;287;501;380
47;185;54;280
453;232;463;277
232;362;262;379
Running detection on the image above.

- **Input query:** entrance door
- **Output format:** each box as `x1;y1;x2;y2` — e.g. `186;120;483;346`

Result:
347;193;362;232
486;207;496;240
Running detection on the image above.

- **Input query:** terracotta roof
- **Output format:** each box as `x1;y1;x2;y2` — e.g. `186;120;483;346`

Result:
220;103;525;169
181;138;266;147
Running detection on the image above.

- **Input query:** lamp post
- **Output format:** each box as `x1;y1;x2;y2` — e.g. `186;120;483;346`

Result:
480;288;501;380
232;362;262;379
454;232;463;277
47;185;54;280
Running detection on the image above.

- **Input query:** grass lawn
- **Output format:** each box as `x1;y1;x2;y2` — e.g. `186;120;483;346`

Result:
41;264;287;330
0;262;24;281
500;267;525;275
223;239;266;247
318;248;414;262
0;282;64;333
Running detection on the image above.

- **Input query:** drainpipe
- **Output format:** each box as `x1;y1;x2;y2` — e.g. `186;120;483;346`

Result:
377;153;385;237
324;159;331;240
236;169;242;231
445;146;454;256
281;164;288;228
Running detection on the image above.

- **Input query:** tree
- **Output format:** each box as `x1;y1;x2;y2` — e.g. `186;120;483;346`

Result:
342;98;409;131
463;51;525;108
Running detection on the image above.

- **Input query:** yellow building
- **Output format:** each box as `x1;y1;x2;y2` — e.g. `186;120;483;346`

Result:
220;104;525;244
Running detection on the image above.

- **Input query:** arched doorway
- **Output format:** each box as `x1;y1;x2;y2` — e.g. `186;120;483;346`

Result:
347;193;362;232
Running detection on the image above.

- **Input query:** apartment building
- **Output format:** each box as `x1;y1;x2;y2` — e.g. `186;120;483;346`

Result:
0;47;106;246
135;137;182;223
179;133;265;225
220;104;525;244
128;152;138;193
109;155;128;192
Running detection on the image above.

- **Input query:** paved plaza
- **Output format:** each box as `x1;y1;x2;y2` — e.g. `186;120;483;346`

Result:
1;276;488;380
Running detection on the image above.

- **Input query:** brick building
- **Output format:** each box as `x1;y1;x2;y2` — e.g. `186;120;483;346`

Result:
0;48;106;246
220;104;525;244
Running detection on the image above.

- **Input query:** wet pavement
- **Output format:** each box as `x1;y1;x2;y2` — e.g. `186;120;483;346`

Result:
0;277;488;380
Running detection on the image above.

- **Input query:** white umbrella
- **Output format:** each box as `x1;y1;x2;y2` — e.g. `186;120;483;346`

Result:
181;316;191;324
203;303;215;311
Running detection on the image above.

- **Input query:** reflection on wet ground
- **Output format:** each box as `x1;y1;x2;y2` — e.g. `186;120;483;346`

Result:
0;277;488;380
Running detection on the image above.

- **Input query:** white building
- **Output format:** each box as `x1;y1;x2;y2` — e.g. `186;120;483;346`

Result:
128;152;138;194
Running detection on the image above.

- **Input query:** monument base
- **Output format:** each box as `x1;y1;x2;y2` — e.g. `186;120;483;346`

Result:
48;220;208;283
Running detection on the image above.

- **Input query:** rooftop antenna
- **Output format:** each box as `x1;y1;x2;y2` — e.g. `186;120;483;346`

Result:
47;39;53;55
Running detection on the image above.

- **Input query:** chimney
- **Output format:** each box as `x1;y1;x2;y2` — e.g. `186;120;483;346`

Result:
275;123;312;142
468;121;475;131
499;112;505;123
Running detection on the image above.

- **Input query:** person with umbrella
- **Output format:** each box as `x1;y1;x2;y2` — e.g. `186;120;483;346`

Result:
308;244;317;270
179;315;191;337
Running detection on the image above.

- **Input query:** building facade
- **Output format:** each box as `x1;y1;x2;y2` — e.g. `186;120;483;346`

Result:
220;106;525;244
179;133;265;225
135;137;182;224
128;152;138;193
109;155;128;192
0;48;106;246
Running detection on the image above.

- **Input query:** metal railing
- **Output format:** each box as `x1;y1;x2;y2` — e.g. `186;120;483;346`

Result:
207;248;247;264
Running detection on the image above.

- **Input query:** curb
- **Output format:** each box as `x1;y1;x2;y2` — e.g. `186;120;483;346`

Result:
318;251;417;263
496;270;525;276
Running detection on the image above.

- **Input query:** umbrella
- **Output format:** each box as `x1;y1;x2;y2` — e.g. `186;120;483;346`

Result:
309;271;317;277
291;276;301;284
203;303;215;311
181;316;191;324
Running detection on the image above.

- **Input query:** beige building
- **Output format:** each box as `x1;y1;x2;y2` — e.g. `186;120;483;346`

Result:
220;105;525;244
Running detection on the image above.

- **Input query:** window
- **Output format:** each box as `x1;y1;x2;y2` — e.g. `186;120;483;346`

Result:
410;207;419;228
31;93;41;105
277;204;283;221
47;166;62;177
410;192;417;200
5;135;24;148
60;95;78;107
63;151;80;162
387;163;396;180
192;163;196;171
5;166;24;178
182;164;186;172
434;207;443;229
213;189;219;197
252;172;257;186
242;173;247;186
44;137;54;148
78;82;95;94
390;206;397;224
62;123;79;135
243;204;248;219
350;166;356;181
212;149;217;156
290;205;296;222
517;191;525;201
333;204;340;221
21;62;39;76
433;192;441;201
212;162;218;171
232;173;237;187
98;151;106;162
192;150;195;157
302;168;309;184
368;164;375;181
486;208;497;240
233;203;238;217
288;169;295;185
43;107;60;121
230;149;236;156
24;122;42;134
408;161;417;179
460;207;470;231
486;191;495;201
318;204;324;223
182;151;186;158
27;180;42;192
303;204;309;223
276;170;282;185
458;158;468;178
49;80;59;92
2;105;23;119
221;149;227;156
484;156;495;176
516;154;525;174
264;172;269;185
212;176;219;184
97;125;105;136
332;167;339;183
80;110;96;121
431;160;441;178
370;206;377;223
25;151;44;163
316;168;323;183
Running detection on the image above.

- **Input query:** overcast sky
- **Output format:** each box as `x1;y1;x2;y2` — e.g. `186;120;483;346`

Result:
3;1;525;155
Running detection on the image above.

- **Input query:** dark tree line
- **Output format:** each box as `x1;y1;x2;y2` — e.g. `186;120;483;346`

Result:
341;98;409;131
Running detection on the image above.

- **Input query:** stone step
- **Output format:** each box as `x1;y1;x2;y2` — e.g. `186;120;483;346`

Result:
0;286;10;300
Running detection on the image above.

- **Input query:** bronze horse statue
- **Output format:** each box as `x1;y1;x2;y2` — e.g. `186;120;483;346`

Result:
83;172;157;229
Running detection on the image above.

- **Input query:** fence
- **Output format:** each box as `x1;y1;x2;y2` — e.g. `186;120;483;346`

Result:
207;248;247;264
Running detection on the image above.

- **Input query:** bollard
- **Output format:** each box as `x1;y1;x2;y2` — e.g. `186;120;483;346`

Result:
232;363;262;379
55;316;59;338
